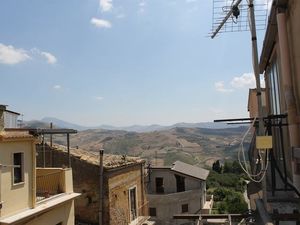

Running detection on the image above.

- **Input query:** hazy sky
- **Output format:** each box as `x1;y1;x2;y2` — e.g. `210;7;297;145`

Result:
0;0;268;126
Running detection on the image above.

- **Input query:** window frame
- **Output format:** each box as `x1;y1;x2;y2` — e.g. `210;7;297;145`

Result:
155;177;164;194
12;152;25;185
175;174;185;192
149;207;157;217
181;204;189;213
266;56;281;115
128;185;138;223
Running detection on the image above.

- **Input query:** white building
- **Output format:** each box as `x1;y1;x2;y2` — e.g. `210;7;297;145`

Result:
0;105;20;129
146;161;210;225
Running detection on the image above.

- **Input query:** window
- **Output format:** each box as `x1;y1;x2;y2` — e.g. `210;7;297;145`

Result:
13;152;24;184
155;177;164;193
149;207;156;217
175;174;185;192
267;58;281;115
129;187;138;221
181;204;189;213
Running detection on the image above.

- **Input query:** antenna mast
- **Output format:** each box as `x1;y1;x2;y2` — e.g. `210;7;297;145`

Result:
210;0;269;206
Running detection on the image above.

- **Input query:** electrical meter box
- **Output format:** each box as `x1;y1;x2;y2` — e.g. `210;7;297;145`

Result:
256;136;273;149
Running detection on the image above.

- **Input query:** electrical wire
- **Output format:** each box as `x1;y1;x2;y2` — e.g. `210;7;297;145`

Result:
238;117;269;183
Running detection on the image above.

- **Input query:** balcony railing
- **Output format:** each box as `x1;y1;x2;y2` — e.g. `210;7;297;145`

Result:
36;168;73;202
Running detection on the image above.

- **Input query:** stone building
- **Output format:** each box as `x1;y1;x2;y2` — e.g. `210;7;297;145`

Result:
146;161;210;225
36;145;153;225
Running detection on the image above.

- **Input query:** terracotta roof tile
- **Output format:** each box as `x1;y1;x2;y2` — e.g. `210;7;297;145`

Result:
53;144;144;169
0;131;34;140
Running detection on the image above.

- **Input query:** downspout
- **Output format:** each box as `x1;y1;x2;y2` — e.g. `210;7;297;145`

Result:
140;162;145;216
31;140;36;208
276;6;300;191
0;164;2;216
99;149;104;225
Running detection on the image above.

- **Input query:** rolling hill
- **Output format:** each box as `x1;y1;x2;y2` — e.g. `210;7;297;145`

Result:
52;126;250;168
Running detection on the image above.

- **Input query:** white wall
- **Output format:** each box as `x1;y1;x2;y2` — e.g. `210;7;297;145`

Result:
148;189;202;225
148;168;202;194
147;168;206;225
4;112;19;128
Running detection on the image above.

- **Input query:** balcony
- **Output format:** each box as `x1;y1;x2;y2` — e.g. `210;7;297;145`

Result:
36;168;73;202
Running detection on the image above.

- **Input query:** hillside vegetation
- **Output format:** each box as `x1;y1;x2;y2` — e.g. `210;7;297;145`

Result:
53;126;249;167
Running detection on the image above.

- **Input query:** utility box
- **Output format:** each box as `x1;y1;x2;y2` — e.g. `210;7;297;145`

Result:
256;136;273;149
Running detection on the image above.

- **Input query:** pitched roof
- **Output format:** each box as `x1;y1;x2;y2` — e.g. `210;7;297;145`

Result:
171;161;210;181
53;144;144;169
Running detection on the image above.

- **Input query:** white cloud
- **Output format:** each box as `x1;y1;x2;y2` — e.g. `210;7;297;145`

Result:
215;72;265;93
31;48;57;64
138;0;146;13
116;13;126;19
0;43;30;65
99;0;113;12
214;81;233;93
95;96;104;101
230;73;256;89
53;85;62;89
41;51;57;64
91;17;112;28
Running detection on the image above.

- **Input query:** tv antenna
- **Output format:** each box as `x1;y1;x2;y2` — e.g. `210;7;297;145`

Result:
210;0;271;206
211;0;269;38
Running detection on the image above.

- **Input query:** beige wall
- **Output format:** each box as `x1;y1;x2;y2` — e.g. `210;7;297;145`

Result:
148;189;202;225
14;201;75;225
0;140;35;217
287;0;300;114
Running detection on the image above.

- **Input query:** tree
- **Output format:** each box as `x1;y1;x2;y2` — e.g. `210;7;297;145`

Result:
212;160;222;173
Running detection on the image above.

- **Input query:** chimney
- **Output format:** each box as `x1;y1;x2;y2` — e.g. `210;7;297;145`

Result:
0;105;7;131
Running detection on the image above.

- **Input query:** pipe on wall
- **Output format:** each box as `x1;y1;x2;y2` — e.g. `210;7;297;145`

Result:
99;149;104;225
140;162;146;216
276;8;300;191
31;140;36;208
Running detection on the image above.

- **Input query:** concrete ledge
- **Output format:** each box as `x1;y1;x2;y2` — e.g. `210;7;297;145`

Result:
0;193;80;224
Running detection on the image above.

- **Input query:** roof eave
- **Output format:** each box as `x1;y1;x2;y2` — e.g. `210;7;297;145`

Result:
259;2;278;73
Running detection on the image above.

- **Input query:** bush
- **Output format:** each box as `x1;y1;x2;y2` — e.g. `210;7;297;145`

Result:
207;171;245;192
212;187;248;214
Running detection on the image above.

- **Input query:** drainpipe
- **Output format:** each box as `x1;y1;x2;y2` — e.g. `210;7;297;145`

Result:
0;164;2;214
31;140;36;208
99;149;104;225
277;7;300;191
140;162;145;216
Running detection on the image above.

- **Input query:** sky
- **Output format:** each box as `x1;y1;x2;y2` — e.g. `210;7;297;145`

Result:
0;0;269;127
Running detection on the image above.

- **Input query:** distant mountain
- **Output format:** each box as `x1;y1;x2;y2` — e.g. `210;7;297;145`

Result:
41;117;88;130
25;117;242;132
24;120;53;129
